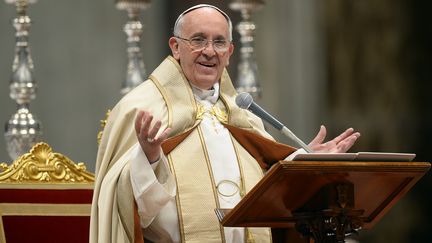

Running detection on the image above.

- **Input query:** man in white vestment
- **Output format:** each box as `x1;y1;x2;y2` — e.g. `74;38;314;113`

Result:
90;4;360;243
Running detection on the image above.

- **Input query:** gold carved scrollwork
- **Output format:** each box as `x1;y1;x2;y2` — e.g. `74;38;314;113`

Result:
0;142;94;183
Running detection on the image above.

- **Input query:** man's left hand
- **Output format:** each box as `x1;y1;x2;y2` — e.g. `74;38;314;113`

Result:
308;125;360;153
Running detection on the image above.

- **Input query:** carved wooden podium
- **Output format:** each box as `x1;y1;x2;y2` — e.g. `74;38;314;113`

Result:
216;160;430;243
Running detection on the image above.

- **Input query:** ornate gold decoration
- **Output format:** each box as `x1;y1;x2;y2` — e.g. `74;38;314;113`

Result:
0;142;94;183
97;109;111;144
196;103;228;123
196;103;206;121
211;106;228;124
0;163;8;171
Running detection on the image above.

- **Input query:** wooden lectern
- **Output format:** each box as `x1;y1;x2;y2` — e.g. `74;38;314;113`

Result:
216;160;430;243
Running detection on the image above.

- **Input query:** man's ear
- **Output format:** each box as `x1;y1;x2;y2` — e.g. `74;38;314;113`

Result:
225;43;235;66
169;37;180;60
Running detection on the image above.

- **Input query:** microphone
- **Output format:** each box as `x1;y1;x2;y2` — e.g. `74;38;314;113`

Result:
235;92;313;153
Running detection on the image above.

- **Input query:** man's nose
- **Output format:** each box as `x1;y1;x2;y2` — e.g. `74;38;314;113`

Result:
202;42;216;56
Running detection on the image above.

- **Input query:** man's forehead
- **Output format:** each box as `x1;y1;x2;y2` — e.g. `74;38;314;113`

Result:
175;4;231;28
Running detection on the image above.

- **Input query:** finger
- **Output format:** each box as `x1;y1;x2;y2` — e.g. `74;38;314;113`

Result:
309;125;327;145
155;127;172;144
338;132;360;147
336;134;359;153
333;128;355;144
148;120;162;140
353;132;361;138
140;113;153;140
134;111;145;135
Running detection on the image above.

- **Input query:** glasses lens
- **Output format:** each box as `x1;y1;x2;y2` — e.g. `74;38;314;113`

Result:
184;37;229;53
190;38;206;49
213;40;228;52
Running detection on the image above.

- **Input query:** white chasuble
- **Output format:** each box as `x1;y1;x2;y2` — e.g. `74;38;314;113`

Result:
92;56;282;243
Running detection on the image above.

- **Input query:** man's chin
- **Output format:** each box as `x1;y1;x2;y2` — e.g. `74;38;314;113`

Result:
192;75;219;89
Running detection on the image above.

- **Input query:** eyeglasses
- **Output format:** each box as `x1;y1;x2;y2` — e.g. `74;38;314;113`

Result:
175;36;230;53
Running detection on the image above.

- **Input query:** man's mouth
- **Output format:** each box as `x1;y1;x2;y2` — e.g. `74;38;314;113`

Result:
199;62;216;68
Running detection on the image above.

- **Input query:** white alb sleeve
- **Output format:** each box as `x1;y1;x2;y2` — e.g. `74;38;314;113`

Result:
129;143;176;227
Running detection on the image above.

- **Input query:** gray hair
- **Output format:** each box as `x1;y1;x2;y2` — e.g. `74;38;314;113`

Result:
173;4;233;41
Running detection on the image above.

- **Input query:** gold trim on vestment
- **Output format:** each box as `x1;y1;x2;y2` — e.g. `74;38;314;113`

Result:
229;137;272;242
167;129;223;242
166;56;199;127
229;134;247;198
151;56;198;137
219;94;233;124
149;75;173;128
229;133;254;242
166;56;197;105
197;126;226;242
167;152;185;242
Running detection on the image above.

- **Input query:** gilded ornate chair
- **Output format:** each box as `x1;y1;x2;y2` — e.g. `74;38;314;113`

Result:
0;142;94;243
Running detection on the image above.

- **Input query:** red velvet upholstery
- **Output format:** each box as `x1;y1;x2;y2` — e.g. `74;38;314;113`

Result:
0;186;93;243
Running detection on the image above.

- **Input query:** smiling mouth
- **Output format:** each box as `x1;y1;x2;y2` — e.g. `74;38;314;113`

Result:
199;62;216;68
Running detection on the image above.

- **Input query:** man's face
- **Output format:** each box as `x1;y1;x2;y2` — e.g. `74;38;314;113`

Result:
169;8;234;90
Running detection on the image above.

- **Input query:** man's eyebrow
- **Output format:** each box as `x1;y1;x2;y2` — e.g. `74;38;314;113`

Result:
189;32;227;40
189;32;205;38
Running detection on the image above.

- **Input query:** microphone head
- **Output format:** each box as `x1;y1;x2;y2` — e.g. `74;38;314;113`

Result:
235;92;253;109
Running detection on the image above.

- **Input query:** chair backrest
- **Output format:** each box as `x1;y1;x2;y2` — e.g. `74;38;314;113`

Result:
0;142;95;243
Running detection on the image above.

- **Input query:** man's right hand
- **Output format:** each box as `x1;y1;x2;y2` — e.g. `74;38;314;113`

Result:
134;111;171;163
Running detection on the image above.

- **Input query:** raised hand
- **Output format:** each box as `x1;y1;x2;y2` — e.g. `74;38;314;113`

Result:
134;110;171;163
308;125;360;153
